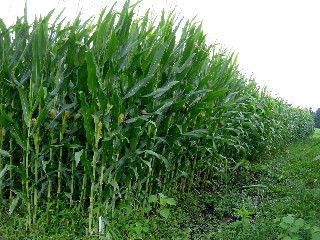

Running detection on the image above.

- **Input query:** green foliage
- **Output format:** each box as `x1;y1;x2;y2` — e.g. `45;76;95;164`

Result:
95;193;176;239
148;193;177;219
274;214;320;240
1;130;319;239
0;0;315;236
233;207;255;219
313;108;320;128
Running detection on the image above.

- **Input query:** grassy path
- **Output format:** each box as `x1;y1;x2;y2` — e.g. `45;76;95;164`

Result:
258;128;320;225
215;128;320;239
154;129;320;239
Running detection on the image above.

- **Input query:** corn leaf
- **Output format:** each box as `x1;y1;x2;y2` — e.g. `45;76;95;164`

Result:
9;196;20;215
0;113;27;151
142;81;179;98
182;129;208;138
145;150;169;169
18;88;30;127
79;92;94;144
85;51;97;96
123;75;153;99
0;164;9;180
75;149;84;167
0;149;10;157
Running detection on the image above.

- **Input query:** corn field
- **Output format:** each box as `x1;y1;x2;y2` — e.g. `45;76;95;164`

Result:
0;1;314;235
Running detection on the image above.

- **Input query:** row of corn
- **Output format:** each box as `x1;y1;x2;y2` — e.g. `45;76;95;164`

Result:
0;1;314;234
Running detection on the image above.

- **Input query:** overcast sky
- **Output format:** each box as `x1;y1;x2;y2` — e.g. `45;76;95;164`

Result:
1;0;319;110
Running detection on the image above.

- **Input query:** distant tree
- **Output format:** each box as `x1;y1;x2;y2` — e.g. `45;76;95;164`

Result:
309;108;316;123
314;108;320;128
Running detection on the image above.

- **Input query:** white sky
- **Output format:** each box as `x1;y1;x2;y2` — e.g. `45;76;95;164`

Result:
1;0;319;110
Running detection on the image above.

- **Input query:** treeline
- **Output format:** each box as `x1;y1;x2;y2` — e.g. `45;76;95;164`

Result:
310;108;320;128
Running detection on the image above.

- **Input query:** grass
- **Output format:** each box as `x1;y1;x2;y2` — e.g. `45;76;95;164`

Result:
1;129;319;239
214;128;320;239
